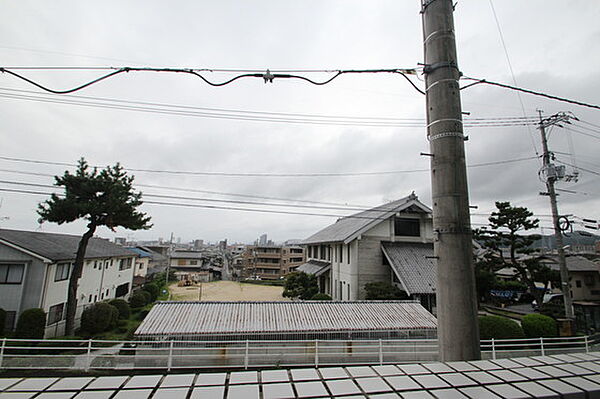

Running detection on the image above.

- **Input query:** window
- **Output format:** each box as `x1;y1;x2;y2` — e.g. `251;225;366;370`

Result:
4;311;16;332
105;261;109;269
190;260;198;265
347;245;350;264
115;283;130;297
106;289;109;297
54;263;70;282
0;264;25;284
348;284;350;300
88;294;92;303
576;280;582;288
47;303;65;325
119;258;133;270
394;217;420;237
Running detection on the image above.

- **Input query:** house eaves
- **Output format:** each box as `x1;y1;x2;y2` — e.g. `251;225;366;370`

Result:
0;237;52;263
302;194;431;246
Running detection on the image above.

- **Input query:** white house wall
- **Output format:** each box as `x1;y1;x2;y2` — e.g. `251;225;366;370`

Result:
0;243;47;323
42;256;136;337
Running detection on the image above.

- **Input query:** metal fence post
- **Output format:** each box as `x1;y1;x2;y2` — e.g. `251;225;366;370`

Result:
167;341;174;371
315;340;319;368
0;338;6;369
540;337;545;356
379;339;383;365
85;339;92;371
585;335;589;353
491;338;496;360
244;340;249;370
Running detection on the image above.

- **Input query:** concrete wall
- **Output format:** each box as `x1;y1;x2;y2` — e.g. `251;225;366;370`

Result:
0;243;48;329
570;271;600;301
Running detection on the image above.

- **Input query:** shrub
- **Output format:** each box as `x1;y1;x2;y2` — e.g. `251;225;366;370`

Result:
283;272;319;300
364;282;407;300
311;293;332;300
0;308;6;336
15;308;46;339
142;283;159;302
521;313;557;338
108;299;131;320
80;303;119;334
136;309;150;321
479;315;525;340
128;291;149;309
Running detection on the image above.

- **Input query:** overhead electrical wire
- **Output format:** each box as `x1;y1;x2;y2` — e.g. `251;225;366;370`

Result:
0;155;539;178
460;77;600;111
488;0;540;162
0;67;426;95
0;184;561;225
0;87;539;128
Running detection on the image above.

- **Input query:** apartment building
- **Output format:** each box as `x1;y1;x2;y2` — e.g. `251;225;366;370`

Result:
0;228;137;337
241;245;305;280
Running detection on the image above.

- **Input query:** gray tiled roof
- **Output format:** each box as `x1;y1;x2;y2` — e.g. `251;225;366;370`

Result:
296;259;331;276
0;228;136;262
540;255;599;272
303;194;431;245
382;242;436;295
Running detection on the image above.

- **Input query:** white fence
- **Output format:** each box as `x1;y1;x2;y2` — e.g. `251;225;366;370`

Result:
0;335;598;371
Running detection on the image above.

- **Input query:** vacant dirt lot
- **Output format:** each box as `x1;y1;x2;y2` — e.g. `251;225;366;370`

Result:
168;280;288;301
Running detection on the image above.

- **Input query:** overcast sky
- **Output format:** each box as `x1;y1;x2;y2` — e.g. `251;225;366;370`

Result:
0;1;599;244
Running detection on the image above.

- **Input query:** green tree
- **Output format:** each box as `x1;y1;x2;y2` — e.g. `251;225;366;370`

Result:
364;282;407;300
283;272;319;300
474;201;559;308
80;302;119;334
37;158;152;335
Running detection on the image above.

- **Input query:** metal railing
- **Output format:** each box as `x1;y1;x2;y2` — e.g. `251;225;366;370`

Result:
0;335;598;371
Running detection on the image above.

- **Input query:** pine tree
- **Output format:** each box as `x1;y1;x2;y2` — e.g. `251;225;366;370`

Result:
38;158;151;335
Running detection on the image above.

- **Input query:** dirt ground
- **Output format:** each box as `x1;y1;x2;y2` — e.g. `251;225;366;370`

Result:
168;280;288;301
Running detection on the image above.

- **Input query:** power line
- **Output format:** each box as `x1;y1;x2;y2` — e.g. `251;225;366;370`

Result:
0;67;426;95
0;154;538;178
488;0;540;161
0;87;539;128
461;77;600;110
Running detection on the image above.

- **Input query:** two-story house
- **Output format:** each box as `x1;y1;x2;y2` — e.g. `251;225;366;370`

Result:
300;193;436;310
0;228;137;337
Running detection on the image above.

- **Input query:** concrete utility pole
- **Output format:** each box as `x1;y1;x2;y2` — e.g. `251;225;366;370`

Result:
421;0;480;361
537;111;575;320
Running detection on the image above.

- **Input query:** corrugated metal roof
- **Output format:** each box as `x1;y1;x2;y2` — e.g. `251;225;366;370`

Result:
296;260;331;276
382;242;436;295
135;301;437;336
0;228;136;261
302;194;431;245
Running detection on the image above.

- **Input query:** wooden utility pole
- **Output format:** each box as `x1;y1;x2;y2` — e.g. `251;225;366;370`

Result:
538;111;575;320
421;0;480;361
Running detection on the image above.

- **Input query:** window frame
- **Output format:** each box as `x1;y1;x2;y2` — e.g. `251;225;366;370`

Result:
394;217;421;237
0;263;25;284
54;263;71;282
47;303;65;326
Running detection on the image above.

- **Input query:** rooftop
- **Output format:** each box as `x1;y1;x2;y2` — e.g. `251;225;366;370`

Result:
382;242;436;295
135;301;437;337
303;193;431;245
0;228;136;262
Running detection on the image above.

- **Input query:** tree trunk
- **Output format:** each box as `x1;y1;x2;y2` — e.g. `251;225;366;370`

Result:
64;224;97;336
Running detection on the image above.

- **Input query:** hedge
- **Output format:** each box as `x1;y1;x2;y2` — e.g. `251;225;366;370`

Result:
479;315;525;340
15;308;47;339
129;291;150;309
521;313;557;338
0;308;6;336
80;303;118;334
142;283;159;302
108;299;131;320
311;293;332;300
